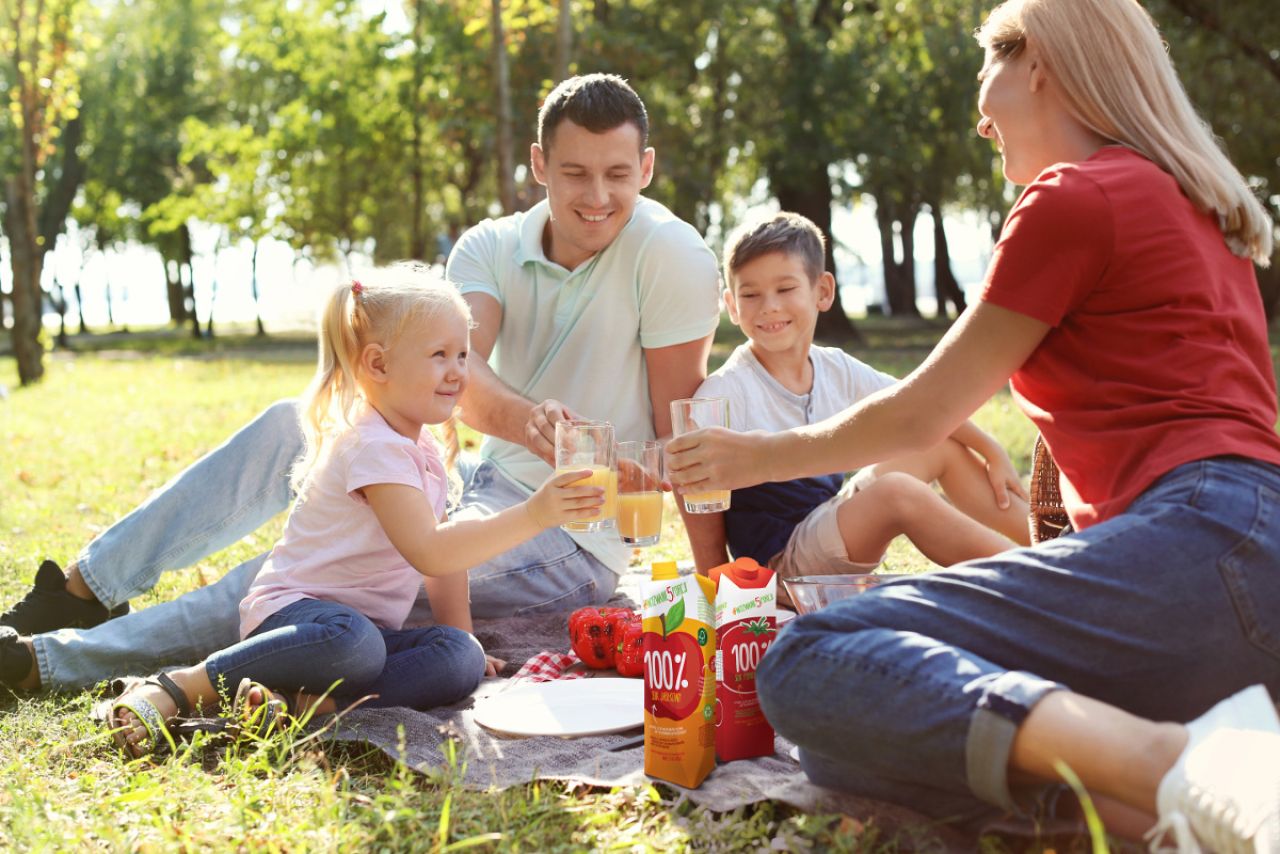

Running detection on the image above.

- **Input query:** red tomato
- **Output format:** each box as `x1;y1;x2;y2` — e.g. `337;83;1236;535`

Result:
614;620;644;677
568;606;638;669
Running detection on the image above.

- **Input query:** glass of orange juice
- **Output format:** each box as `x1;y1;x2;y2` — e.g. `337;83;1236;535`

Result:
670;397;732;513
616;440;663;546
554;420;617;533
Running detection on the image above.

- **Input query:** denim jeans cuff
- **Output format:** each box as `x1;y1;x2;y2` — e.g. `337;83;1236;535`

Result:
73;549;122;611
965;670;1064;812
30;633;54;692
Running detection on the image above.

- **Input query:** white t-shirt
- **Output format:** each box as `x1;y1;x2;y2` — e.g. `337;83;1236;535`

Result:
239;406;448;638
447;197;720;573
696;343;897;434
695;344;898;563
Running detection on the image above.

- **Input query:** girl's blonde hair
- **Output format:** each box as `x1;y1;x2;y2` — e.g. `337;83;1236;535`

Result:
977;0;1273;265
292;262;472;492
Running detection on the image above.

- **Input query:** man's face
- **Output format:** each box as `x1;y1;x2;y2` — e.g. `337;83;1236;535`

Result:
530;120;654;271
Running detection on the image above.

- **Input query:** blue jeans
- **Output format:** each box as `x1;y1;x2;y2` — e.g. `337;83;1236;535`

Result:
757;458;1280;827
32;401;616;691
204;598;486;710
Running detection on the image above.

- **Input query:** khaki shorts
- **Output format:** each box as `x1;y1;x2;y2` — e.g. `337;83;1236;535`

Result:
768;470;884;579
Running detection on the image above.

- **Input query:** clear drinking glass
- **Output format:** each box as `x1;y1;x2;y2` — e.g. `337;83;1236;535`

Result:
554;420;617;533
669;397;732;513
616;440;663;547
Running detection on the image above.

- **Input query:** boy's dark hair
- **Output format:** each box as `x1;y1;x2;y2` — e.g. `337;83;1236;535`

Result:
538;74;649;152
724;213;826;289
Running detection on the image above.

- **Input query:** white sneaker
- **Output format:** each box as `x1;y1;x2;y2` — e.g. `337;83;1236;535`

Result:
1147;685;1280;853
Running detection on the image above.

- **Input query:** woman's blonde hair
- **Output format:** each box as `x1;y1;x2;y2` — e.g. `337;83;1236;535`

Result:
977;0;1273;265
292;262;472;492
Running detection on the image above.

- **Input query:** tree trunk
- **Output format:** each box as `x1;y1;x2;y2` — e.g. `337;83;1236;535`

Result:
877;198;921;318
104;273;115;327
930;203;966;319
251;238;265;336
491;0;516;214
73;280;89;334
184;260;202;339
899;208;918;316
555;0;572;81
52;278;69;348
5;177;46;384
163;254;186;323
773;163;861;344
875;201;899;314
37;115;85;253
408;0;428;260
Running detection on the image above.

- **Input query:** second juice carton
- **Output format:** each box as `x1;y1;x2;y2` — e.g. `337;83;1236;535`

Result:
710;557;777;762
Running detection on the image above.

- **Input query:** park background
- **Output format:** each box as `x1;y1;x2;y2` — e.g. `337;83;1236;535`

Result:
2;0;1278;850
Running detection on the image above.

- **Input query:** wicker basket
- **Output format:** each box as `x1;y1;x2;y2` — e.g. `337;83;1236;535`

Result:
1029;435;1070;544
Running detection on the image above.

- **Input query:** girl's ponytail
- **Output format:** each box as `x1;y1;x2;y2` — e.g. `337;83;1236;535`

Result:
292;283;363;492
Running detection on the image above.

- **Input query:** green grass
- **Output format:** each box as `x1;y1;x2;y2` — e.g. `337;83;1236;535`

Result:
1;320;1067;851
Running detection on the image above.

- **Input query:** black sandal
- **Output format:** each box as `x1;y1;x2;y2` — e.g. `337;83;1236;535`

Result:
99;672;193;757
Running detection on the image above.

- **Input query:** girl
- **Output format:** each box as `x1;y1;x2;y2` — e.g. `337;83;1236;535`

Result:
667;0;1280;849
105;265;603;757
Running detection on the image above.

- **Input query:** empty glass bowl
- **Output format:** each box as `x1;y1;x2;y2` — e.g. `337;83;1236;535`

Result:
782;573;910;615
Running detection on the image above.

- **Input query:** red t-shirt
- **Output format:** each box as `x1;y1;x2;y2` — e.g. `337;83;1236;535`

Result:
982;146;1280;529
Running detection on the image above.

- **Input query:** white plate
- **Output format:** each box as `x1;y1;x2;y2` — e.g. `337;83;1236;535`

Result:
474;678;644;738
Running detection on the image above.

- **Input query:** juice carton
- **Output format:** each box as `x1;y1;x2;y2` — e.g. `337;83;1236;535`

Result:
710;557;777;762
642;560;717;788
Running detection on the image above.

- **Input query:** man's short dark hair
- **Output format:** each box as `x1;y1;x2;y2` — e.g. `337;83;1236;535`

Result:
724;213;827;290
537;74;649;152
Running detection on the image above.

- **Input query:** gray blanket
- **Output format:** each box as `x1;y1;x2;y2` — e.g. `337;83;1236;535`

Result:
325;564;1063;849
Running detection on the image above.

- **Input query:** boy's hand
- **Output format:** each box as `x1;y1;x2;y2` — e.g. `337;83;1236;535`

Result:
984;452;1029;510
525;469;606;529
484;654;507;677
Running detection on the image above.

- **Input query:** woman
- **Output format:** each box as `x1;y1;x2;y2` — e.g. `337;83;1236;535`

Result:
666;0;1280;847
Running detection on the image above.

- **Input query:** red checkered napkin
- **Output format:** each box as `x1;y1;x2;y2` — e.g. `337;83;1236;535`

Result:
511;650;587;683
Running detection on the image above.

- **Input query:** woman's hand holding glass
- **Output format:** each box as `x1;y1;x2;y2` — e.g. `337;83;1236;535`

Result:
665;427;778;496
524;469;606;529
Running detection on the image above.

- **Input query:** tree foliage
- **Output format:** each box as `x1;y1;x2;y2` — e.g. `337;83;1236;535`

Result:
2;0;1275;383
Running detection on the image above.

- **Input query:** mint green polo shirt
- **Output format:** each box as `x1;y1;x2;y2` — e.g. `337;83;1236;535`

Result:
446;197;720;573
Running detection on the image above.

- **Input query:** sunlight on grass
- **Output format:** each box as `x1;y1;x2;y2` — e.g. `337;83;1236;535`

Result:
0;322;1075;851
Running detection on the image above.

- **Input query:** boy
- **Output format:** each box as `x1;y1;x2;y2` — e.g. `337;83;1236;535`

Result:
684;212;1031;584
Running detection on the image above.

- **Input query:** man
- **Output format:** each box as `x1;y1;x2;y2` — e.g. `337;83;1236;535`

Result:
0;74;720;692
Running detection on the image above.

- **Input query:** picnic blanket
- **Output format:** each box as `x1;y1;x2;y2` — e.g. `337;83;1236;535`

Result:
322;562;1047;849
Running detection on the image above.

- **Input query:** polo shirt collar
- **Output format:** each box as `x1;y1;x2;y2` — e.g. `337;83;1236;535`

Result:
513;200;553;267
511;198;644;270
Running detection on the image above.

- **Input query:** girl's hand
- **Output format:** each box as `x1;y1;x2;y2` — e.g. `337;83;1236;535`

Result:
484;654;507;677
525;469;605;529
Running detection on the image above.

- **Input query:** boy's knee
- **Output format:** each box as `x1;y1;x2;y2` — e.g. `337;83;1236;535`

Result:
859;471;935;516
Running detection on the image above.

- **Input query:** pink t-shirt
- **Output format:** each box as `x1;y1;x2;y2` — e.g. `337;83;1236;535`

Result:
239;406;449;637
